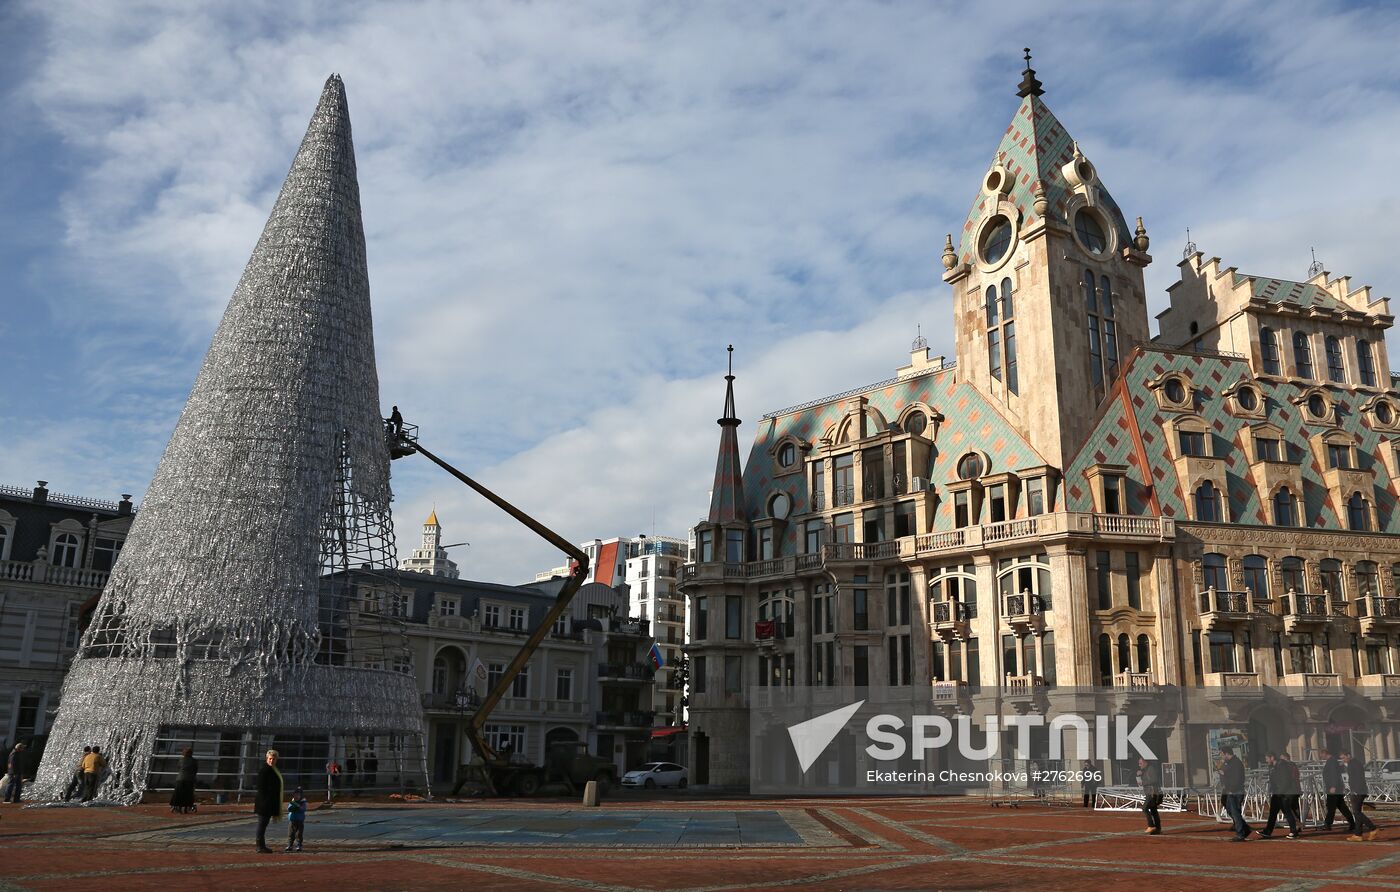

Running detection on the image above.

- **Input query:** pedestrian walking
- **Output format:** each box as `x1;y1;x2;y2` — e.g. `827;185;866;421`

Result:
63;747;90;802
325;758;341;802
1320;747;1355;833
81;745;106;802
1137;757;1162;834
1257;752;1300;838
170;747;198;814
3;743;26;803
1342;751;1379;841
254;750;283;854
1218;746;1251;841
285;786;308;852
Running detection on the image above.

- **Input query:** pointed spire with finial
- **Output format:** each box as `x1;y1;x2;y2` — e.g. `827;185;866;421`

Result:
707;345;746;524
1017;47;1045;98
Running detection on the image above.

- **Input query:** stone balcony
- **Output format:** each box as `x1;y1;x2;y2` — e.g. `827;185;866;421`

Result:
931;679;971;707
930;600;970;642
1003;674;1046;699
1359;674;1400;700
0;558;110;589
1358;597;1400;636
1197;588;1253;631
679;513;1175;583
1279;590;1343;633
1204;671;1263;700
1280;672;1344;698
1003;592;1045;636
1114;671;1156;696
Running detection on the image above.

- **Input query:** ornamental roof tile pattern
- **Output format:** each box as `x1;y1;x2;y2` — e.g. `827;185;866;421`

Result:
1238;272;1347;313
741;369;1045;555
1065;348;1400;531
957;95;1133;265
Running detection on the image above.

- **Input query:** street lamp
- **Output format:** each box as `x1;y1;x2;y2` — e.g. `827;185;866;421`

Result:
453;688;472;776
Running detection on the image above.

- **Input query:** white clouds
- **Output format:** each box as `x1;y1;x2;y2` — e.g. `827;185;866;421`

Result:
5;1;1400;579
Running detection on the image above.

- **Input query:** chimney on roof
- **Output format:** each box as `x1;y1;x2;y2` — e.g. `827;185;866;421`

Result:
118;494;133;516
33;481;48;504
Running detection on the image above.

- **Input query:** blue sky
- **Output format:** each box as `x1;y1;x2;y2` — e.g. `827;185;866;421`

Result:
3;1;1399;581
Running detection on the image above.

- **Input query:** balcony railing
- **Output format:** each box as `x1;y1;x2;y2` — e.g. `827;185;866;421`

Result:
810;490;826;510
1198;588;1250;615
832;485;856;507
605;617;649;636
1281;591;1330;617
421;691;477;711
598;663;655;681
1114;672;1154;692
931;679;969;703
754;620;789;641
1004;674;1045;695
1357;596;1400;619
0;559;111;589
595;710;656;729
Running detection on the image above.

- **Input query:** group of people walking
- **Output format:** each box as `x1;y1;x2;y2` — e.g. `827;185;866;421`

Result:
1137;745;1383;841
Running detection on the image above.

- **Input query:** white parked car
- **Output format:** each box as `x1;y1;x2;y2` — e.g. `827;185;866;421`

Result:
621;762;688;789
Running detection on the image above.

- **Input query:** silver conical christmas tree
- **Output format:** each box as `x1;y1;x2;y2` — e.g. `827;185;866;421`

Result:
35;75;425;802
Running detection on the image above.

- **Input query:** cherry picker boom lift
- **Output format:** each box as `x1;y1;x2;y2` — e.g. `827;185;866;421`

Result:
387;418;602;796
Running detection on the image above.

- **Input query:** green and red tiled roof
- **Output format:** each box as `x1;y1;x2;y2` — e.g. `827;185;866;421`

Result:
741;368;1045;555
1065;348;1400;530
957;95;1133;266
1238;272;1347;313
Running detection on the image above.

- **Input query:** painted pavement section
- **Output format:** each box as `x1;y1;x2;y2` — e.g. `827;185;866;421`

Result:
2;797;1399;891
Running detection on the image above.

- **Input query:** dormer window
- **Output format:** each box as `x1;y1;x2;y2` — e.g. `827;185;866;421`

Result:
52;532;80;568
1193;481;1223;522
1326;441;1353;470
1235;386;1258;412
777;442;796;468
956;452;985;480
1297;389;1332;423
1273;488;1299;527
1101;475;1123;514
1347;492;1372;532
1074;209;1108;255
1254;436;1282;462
1151;373;1193;411
904;411;927;436
1178;428;1207;458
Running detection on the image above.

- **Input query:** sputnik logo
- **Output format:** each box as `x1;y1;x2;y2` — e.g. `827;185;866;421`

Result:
787;700;864;772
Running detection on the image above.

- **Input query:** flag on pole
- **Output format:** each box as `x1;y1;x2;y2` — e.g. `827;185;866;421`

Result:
470;656;487;687
648;642;665;669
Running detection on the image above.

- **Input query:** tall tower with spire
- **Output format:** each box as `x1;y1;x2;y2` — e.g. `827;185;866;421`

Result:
35;75;424;801
943;50;1153;468
399;509;460;577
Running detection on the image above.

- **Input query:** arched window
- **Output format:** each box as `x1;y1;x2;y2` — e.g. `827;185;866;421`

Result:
987;280;1017;394
1358;339;1377;387
1348;492;1371;531
1325;336;1346;383
1273;487;1297;527
1098;633;1112;684
1356;561;1380;599
0;524;8;562
758;592;796;637
52;532;80;568
1281;556;1305;593
1320;559;1344;597
997;553;1052;611
1293;332;1313;378
1117;633;1131;672
929;564;978;620
1202;553;1228;590
1261;327;1281;375
1136;634;1151;672
1194;481;1223;522
1085;269;1118;391
1242;555;1269;598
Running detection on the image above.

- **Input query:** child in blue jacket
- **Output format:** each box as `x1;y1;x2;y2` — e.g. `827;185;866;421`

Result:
285;787;308;852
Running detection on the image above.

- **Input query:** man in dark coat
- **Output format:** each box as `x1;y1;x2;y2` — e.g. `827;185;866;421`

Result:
1137;757;1162;834
254;750;284;853
1257;751;1300;838
1320;747;1356;832
1342;751;1379;841
3;743;26;803
1218;746;1251;841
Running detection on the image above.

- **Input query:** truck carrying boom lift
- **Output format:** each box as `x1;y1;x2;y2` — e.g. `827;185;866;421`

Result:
387;417;608;796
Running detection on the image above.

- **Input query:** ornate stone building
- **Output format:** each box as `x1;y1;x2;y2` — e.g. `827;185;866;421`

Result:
680;59;1400;789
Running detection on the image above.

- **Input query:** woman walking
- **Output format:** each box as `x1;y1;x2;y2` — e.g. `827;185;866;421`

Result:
253;750;283;853
170;747;198;814
1138;756;1163;835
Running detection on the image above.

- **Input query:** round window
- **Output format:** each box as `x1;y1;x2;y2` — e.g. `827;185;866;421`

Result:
980;216;1013;265
1163;378;1186;405
769;492;791;520
1378;402;1395;426
1236;387;1258;412
1308;393;1327;419
904;411;927;436
956;452;984;480
1074;209;1107;255
777;442;796;468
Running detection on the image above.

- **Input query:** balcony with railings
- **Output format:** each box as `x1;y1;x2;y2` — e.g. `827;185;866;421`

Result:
1113;671;1156;696
1279;672;1343;698
1197;588;1252;631
598;663;655;683
1003;674;1046;700
421;691;477;712
832;485;856;508
604;617;649;638
595;710;656;730
754;619;790;653
0;559;111;589
931;679;970;706
1003;592;1045;636
1203;671;1263;699
930;600;970;641
1358;596;1400;635
1279;590;1342;633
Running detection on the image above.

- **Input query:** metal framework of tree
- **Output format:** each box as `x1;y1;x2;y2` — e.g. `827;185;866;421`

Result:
33;75;425;802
